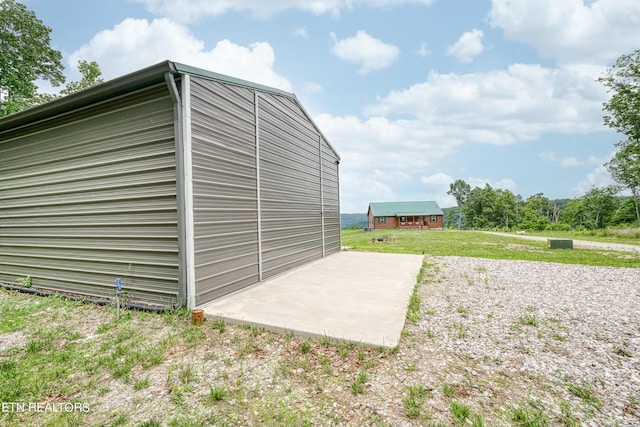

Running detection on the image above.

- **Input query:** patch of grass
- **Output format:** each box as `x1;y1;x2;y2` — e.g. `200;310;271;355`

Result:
300;340;311;354
519;313;539;327
402;384;430;419
134;375;150;391
351;371;368;395
207;385;228;403
341;229;640;268
442;383;458;398
559;401;579;427
406;286;422;322
138;418;162;427
456;305;470;316
450;401;471;424
510;402;550;427
567;383;601;409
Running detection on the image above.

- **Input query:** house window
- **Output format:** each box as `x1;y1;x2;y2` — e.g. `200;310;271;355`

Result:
430;215;438;222
377;217;386;224
399;216;406;223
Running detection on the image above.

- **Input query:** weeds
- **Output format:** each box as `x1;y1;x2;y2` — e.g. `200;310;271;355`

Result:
207;385;228;403
567;383;601;409
403;384;430;419
407;285;422;322
351;371;368;395
510;402;549;427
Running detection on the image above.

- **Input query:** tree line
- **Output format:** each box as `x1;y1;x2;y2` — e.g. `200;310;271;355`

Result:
445;181;637;231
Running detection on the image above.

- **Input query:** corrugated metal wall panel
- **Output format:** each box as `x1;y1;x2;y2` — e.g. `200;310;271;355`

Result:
189;78;260;304
0;83;180;305
257;93;324;279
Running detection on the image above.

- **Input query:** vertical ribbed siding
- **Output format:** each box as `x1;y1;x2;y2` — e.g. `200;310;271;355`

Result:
321;137;341;254
258;93;324;279
0;84;180;305
189;79;260;303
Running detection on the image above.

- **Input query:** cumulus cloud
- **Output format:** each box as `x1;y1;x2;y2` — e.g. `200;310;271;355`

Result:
446;29;484;63
364;63;608;144
68;18;291;91
314;113;464;212
330;30;400;74
134;0;434;22
489;0;640;65
571;165;616;196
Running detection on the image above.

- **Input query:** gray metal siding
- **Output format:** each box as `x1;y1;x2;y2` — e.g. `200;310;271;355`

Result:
0;84;180;305
189;78;260;303
258;93;324;279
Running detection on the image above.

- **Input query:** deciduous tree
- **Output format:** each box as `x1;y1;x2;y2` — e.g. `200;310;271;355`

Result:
447;179;471;229
599;49;640;225
0;0;65;116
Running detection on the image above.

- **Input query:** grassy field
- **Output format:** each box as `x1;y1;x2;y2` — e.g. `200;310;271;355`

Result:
341;229;640;268
0;229;638;426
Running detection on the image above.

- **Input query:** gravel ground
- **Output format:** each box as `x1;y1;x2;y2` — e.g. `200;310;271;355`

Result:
372;256;640;426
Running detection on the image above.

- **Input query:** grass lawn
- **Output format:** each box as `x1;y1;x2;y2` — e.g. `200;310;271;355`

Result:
341;229;640;268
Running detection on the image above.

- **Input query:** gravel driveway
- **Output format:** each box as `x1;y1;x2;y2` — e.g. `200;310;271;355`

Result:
368;256;640;426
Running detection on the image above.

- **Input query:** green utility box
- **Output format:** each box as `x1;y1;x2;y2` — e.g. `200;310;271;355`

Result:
547;238;573;249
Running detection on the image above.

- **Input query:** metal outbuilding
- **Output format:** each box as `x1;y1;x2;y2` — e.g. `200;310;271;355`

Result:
0;61;340;309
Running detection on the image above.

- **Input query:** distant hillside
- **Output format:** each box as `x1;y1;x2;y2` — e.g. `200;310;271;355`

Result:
341;213;368;230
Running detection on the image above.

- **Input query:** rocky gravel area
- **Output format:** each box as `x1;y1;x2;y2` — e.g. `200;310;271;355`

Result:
374;256;640;426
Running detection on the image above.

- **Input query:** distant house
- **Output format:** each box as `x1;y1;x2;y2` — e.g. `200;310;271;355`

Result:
367;201;444;230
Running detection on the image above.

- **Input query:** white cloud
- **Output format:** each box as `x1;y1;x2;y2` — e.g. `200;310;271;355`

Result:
417;42;430;57
329;30;400;74
68;18;291;91
489;0;640;65
303;81;323;93
134;0;434;22
420;173;457;207
314;113;464;212
446;29;484;63
571;165;616;196
539;151;610;167
364;63;608;144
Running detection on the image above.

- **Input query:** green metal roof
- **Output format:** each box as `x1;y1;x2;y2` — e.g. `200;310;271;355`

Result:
369;201;444;217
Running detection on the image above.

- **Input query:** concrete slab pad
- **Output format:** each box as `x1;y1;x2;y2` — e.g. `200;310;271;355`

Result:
201;251;424;347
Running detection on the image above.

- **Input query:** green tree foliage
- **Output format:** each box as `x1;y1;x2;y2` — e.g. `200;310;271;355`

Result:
60;60;104;95
581;186;620;229
0;0;65;116
599;49;640;226
447;179;471;229
606;143;640;225
598;49;640;144
447;180;631;231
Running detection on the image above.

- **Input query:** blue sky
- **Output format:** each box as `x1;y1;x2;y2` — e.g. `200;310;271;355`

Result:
25;0;640;212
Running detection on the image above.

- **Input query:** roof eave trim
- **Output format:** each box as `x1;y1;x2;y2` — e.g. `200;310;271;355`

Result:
0;60;176;132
